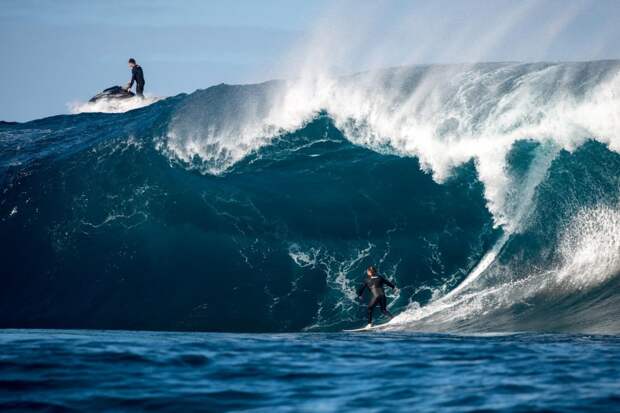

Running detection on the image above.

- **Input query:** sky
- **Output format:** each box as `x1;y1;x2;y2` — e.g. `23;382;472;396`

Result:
1;0;620;121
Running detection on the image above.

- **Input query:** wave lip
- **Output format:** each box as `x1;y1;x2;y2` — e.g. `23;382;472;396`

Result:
163;61;620;229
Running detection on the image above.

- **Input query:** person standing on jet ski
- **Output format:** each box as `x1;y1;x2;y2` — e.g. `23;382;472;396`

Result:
125;58;145;97
357;266;396;327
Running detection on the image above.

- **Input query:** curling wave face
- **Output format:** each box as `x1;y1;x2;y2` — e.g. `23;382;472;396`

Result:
1;61;619;333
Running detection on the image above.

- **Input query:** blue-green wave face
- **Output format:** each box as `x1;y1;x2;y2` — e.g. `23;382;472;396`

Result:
1;61;620;333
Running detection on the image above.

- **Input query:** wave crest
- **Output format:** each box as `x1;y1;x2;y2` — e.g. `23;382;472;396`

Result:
163;62;620;232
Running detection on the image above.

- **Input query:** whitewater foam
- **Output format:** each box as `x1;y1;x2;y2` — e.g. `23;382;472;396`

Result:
386;202;620;332
69;95;161;114
163;62;620;233
556;203;620;290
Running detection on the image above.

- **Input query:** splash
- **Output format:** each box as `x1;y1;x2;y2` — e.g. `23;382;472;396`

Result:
556;204;620;290
386;202;620;332
69;95;161;114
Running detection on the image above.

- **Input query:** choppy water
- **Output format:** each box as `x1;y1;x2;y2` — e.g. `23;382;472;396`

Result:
1;330;618;412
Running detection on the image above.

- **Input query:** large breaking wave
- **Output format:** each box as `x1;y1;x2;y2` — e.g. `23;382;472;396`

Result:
1;61;619;333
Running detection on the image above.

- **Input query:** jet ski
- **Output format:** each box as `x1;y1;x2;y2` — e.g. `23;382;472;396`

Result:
89;86;135;103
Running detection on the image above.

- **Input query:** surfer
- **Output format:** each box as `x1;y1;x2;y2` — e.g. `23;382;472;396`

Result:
357;266;396;327
125;58;145;97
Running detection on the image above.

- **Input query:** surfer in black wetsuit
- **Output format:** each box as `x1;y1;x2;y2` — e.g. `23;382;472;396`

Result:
125;58;145;97
357;266;396;327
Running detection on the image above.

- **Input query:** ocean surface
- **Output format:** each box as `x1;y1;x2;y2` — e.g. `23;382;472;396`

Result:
1;61;620;410
1;329;619;412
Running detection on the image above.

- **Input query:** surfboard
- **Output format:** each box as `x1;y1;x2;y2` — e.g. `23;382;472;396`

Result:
343;322;389;332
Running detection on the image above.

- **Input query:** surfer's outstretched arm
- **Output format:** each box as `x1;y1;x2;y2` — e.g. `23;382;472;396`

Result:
381;276;395;289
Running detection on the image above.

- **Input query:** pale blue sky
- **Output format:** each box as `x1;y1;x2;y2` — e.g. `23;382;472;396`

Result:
1;0;619;121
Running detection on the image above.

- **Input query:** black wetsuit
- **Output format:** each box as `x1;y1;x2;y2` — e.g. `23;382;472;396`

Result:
357;275;395;324
129;65;145;96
